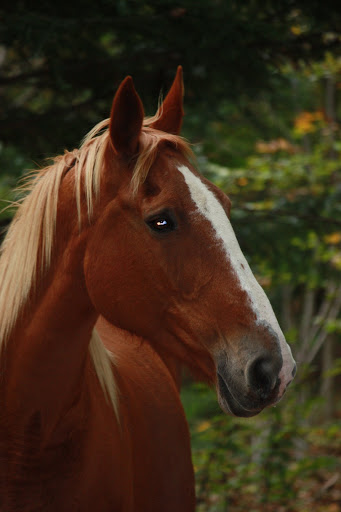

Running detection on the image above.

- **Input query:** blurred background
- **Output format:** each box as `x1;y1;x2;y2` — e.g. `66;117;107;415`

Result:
1;1;340;510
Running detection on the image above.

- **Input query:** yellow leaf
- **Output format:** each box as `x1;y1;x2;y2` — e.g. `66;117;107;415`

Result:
196;420;211;433
291;25;302;35
294;111;316;134
255;138;296;154
237;177;248;186
294;110;324;135
325;232;341;245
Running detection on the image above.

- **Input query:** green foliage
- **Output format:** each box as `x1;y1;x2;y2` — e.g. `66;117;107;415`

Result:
182;382;341;511
1;0;340;160
0;143;31;221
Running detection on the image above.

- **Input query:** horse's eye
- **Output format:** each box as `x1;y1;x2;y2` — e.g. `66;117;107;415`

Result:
146;213;176;233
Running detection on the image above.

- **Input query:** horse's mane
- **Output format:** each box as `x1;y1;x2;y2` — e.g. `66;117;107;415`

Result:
0;116;191;418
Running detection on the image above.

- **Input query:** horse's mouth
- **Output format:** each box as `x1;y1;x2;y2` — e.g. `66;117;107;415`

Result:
217;373;262;418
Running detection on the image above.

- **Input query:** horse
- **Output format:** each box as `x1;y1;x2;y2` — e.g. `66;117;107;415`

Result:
0;67;296;511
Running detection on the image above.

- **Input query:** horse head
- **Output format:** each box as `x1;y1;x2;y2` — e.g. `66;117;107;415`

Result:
83;67;296;417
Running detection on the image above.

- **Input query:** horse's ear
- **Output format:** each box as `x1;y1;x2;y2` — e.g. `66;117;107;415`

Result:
150;66;184;135
109;76;144;156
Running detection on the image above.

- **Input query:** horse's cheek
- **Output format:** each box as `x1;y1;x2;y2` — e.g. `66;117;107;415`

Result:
83;226;124;317
83;227;163;335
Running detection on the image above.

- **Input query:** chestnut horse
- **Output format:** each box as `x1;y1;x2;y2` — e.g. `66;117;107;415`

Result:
0;67;296;511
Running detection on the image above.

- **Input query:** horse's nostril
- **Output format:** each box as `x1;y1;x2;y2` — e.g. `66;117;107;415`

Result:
246;357;278;395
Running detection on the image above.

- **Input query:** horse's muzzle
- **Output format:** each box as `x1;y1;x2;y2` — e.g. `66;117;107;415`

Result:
216;352;284;417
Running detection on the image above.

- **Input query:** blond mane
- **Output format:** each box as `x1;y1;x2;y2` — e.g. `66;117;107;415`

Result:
0;117;191;418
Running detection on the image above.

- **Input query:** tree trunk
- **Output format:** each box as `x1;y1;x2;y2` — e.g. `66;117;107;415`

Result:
320;334;335;420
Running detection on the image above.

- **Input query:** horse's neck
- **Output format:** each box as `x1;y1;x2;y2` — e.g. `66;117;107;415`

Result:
96;317;183;391
151;346;183;391
3;233;97;437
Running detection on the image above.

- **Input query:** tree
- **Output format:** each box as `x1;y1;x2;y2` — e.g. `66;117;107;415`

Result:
1;0;340;161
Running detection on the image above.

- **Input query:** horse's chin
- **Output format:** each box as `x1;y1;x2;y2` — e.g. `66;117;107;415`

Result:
216;373;262;418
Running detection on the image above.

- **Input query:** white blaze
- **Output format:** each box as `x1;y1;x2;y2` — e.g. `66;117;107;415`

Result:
178;165;295;393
